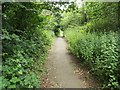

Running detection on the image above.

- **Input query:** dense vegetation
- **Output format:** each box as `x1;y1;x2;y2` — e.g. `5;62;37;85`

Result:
63;2;120;89
1;2;59;88
1;1;120;89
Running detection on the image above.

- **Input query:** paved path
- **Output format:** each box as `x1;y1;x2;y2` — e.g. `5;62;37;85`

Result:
42;37;98;88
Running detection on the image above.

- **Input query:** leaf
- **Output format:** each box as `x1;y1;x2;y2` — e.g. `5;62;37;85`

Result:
8;84;16;88
10;77;20;83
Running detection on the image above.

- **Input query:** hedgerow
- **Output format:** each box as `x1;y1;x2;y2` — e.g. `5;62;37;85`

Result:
64;2;120;89
65;28;120;89
1;2;54;88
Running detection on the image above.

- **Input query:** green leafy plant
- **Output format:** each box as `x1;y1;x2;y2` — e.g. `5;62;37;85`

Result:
2;2;54;88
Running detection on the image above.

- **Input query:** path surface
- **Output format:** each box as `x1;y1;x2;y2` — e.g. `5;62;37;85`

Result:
42;37;98;88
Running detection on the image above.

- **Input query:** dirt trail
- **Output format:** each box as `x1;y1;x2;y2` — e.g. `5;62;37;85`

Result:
42;37;99;88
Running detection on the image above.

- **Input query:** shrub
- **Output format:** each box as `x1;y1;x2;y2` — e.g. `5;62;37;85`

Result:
65;28;120;89
2;2;54;88
2;29;53;88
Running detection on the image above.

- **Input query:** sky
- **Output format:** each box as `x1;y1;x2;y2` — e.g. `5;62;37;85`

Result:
53;0;83;10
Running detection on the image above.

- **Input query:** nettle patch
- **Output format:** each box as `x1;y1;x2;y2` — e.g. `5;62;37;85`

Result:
65;29;120;89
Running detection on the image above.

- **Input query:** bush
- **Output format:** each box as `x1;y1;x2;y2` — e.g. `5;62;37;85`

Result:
84;18;118;33
2;2;54;88
63;2;120;89
2;29;53;88
65;28;120;89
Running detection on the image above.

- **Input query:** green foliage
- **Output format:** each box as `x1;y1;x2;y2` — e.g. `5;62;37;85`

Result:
2;1;120;89
2;2;54;88
65;28;120;89
64;2;120;89
84;2;118;21
85;18;118;32
60;11;85;30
